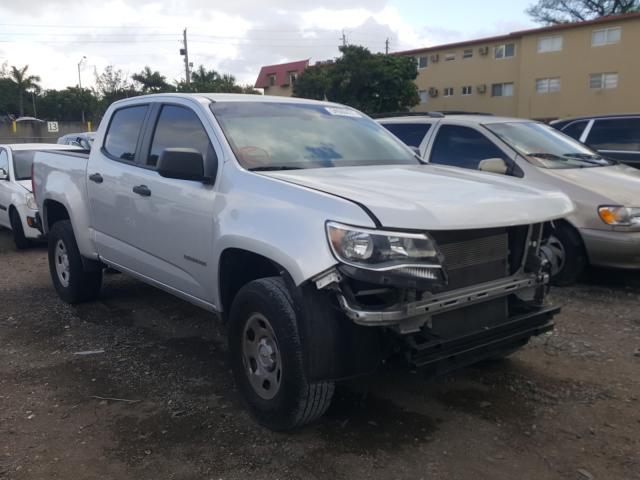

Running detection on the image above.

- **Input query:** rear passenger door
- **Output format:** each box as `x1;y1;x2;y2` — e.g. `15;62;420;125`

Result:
583;117;640;167
427;124;513;171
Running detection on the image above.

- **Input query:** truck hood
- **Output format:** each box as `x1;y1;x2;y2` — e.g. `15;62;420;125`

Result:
264;164;573;230
17;180;32;192
544;164;640;207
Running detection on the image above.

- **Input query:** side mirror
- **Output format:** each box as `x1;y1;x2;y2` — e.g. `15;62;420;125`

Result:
478;157;509;175
0;168;8;180
157;148;214;184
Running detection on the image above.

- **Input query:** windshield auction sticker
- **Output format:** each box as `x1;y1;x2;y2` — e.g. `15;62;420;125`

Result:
324;107;362;118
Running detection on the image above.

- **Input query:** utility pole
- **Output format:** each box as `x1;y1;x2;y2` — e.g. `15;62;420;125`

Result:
385;38;389;54
181;28;191;87
77;56;86;124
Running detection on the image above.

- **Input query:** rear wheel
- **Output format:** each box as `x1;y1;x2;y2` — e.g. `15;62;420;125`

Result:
229;277;335;430
9;208;29;250
48;220;102;303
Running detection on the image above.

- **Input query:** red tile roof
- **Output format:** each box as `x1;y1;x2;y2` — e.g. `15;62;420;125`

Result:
254;59;309;88
395;12;640;56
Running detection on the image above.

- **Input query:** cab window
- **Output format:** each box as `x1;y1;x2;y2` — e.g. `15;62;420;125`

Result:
561;120;589;141
586;118;640;151
429;125;509;170
147;105;214;167
104;105;148;161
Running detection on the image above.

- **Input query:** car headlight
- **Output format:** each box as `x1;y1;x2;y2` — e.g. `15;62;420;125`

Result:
598;206;640;227
25;193;38;210
326;221;443;280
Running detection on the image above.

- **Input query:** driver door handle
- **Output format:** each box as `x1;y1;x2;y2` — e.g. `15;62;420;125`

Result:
132;185;151;197
88;173;103;184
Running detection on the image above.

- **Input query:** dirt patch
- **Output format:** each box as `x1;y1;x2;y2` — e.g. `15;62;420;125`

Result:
1;228;639;480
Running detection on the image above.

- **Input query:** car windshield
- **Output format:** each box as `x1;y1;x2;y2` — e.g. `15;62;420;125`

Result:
12;150;37;180
485;122;614;169
210;101;419;170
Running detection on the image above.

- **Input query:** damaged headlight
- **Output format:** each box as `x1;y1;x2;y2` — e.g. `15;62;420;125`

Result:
326;221;443;280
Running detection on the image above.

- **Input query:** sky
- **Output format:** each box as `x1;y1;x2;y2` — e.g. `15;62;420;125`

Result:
0;0;538;90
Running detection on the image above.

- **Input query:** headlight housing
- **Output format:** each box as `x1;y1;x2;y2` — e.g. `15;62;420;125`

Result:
326;222;444;283
598;206;640;227
25;193;38;211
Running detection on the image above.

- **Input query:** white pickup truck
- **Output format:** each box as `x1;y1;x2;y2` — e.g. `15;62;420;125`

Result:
33;94;573;430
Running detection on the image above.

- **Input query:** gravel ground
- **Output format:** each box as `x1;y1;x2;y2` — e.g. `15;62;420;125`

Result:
1;227;639;480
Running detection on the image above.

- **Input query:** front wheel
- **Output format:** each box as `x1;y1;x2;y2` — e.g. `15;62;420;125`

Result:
229;277;335;430
543;223;587;286
48;220;103;304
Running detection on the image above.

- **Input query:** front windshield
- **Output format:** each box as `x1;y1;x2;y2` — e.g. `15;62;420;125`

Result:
210;101;419;170
486;122;614;169
12;150;36;180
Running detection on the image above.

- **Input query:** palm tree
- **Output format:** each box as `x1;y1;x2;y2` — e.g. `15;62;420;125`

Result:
10;65;41;117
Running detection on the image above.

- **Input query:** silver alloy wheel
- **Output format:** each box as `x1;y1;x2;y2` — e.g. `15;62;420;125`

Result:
242;312;282;400
55;239;71;288
542;234;566;276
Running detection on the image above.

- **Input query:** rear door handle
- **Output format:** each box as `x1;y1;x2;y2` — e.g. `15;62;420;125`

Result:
89;173;103;184
132;185;151;197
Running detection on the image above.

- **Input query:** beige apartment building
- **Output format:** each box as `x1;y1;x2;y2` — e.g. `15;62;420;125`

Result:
399;13;640;120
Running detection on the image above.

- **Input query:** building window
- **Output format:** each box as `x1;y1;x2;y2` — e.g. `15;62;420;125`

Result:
537;35;563;52
267;74;276;87
419;90;428;103
287;71;298;85
494;43;516;59
589;72;618;89
463;49;473;59
592;27;621;46
417;56;428;69
443;87;454;97
492;82;514;97
536;77;561;93
444;52;456;61
462;85;473;96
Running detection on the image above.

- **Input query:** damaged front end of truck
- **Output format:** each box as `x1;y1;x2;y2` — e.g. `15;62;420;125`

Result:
308;221;559;377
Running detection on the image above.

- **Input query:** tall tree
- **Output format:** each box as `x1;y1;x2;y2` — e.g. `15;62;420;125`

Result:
10;65;41;117
293;46;419;115
37;87;100;122
94;65;139;107
176;65;258;94
527;0;639;24
132;66;174;93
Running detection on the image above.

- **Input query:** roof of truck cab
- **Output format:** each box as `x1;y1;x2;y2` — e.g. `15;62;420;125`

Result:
113;92;343;107
1;143;81;151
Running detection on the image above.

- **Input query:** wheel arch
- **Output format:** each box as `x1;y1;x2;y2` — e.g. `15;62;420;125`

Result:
42;199;71;234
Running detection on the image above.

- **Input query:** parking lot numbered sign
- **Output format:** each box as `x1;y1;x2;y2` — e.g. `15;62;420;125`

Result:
47;121;59;133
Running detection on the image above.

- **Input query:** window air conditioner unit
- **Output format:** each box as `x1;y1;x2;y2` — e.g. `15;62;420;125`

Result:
477;84;487;94
478;46;489;55
428;87;439;97
430;54;439;62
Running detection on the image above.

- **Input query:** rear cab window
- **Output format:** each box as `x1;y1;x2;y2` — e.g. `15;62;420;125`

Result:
381;122;432;148
585;117;640;151
103;105;149;161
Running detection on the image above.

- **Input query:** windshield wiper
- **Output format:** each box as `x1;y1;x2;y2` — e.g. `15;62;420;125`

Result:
562;153;610;165
248;165;305;171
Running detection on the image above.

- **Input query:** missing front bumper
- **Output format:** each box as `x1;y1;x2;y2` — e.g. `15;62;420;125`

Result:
336;273;545;328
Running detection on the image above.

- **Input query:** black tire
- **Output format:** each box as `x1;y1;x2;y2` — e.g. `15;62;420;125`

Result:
9;208;30;250
229;276;335;430
547;222;587;286
48;220;102;304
